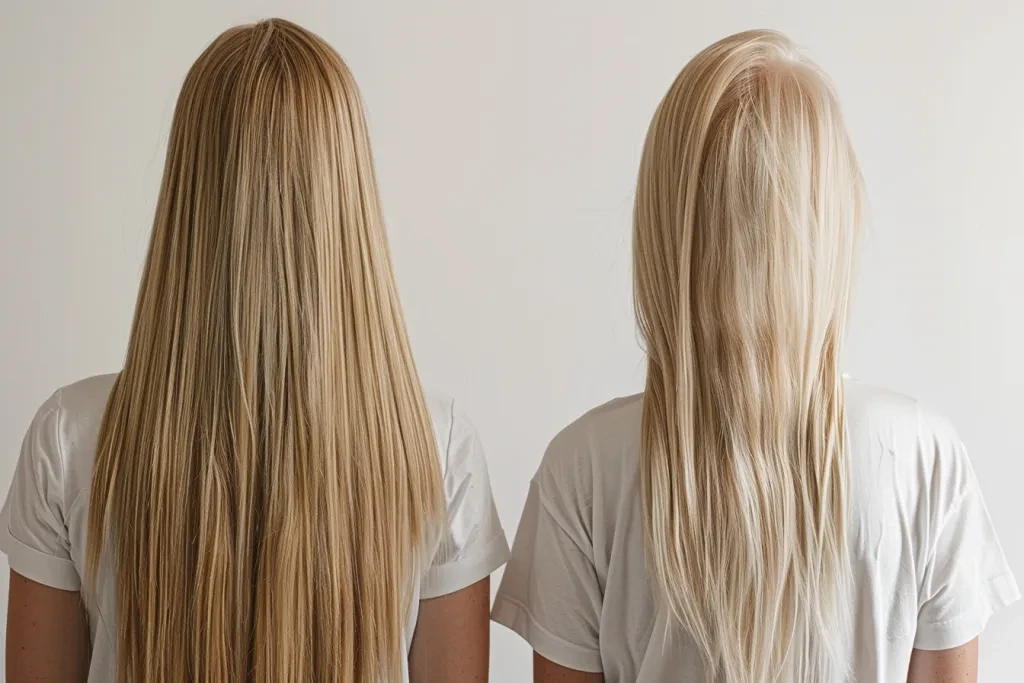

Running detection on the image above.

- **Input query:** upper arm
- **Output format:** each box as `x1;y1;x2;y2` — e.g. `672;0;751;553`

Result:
534;652;604;683
2;396;89;680
907;639;977;683
409;577;491;683
410;401;508;682
6;570;90;682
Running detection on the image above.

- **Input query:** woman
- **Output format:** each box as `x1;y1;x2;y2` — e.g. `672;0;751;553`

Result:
2;19;508;683
492;30;1018;683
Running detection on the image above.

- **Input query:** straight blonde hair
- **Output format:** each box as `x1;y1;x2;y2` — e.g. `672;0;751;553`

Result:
87;19;443;683
634;30;863;682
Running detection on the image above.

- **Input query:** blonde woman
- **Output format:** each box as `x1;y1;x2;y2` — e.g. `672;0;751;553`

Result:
492;30;1018;683
1;19;508;683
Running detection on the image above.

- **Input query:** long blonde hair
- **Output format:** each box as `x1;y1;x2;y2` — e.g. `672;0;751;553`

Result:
634;30;862;682
87;19;443;682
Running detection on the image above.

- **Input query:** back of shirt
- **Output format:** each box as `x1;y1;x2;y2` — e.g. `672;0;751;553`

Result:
492;379;1019;682
1;373;509;683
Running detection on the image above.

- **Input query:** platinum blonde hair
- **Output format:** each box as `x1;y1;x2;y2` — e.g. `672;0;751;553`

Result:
87;19;443;682
634;29;863;682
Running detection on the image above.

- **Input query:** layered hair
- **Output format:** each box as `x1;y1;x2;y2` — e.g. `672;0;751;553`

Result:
634;30;863;682
87;19;443;682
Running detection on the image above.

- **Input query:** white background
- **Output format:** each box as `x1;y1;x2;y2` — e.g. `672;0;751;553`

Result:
1;1;1021;680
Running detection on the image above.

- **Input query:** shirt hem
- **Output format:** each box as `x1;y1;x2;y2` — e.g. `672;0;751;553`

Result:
420;534;510;599
491;595;603;673
0;522;81;591
913;572;1021;650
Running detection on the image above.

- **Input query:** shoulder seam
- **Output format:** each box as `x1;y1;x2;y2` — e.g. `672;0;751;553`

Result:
534;484;596;564
916;403;973;592
442;395;456;477
53;389;70;532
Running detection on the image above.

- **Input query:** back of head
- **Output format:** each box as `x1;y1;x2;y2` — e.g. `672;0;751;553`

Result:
87;19;443;682
634;30;862;682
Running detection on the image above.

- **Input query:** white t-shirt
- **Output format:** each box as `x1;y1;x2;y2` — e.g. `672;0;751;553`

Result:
493;379;1019;682
1;373;509;683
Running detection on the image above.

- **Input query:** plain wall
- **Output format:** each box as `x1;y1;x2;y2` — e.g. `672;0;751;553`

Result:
1;1;1021;680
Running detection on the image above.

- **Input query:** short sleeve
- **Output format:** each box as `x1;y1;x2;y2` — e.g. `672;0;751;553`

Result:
0;391;81;591
914;436;1020;650
492;479;603;673
420;401;509;599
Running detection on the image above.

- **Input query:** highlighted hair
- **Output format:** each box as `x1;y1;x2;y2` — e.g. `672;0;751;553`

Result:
634;30;862;682
87;19;443;682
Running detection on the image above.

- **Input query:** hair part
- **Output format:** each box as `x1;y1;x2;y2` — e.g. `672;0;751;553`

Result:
634;29;863;682
87;18;443;682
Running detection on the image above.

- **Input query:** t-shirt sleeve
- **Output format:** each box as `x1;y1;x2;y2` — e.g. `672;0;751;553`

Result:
0;391;81;591
914;429;1020;650
420;401;509;599
492;478;603;673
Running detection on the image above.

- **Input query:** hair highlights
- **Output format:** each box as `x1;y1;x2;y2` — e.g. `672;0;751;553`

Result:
87;19;443;683
634;30;863;683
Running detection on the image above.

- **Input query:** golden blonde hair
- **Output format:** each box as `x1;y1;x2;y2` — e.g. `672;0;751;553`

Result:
87;18;443;682
634;30;862;682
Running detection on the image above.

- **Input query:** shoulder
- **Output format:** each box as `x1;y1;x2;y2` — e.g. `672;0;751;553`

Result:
845;378;941;432
423;390;457;450
536;393;643;501
547;394;645;454
50;373;119;448
423;390;487;480
3;374;116;549
52;374;119;426
38;373;118;503
25;373;118;451
844;377;969;497
845;378;963;455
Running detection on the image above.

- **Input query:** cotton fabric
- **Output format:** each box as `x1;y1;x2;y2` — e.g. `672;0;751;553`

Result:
493;379;1019;681
2;373;509;683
